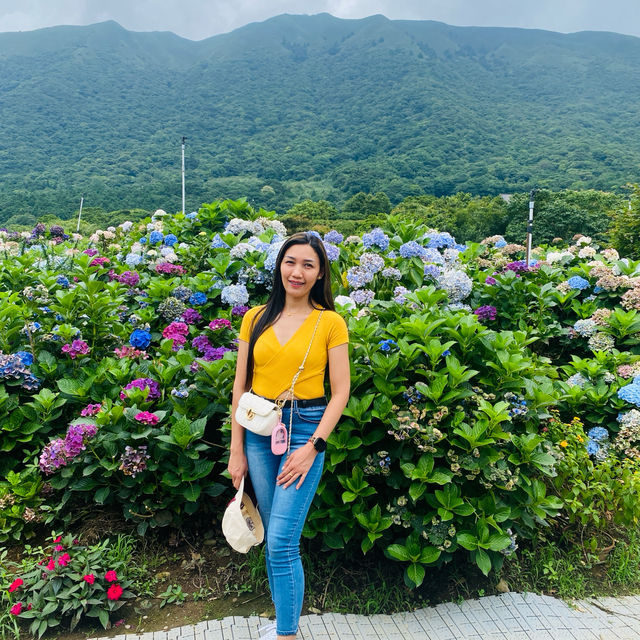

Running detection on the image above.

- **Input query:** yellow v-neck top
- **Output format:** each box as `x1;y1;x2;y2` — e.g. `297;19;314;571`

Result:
239;305;349;399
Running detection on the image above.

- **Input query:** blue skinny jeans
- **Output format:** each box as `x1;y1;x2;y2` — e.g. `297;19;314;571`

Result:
245;402;326;637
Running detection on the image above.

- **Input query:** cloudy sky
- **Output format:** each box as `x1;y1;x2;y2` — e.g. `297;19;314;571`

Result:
1;0;639;40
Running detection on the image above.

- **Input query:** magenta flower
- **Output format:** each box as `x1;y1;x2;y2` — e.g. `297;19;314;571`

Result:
62;340;90;359
155;262;186;275
57;553;71;567
134;411;159;425
120;378;161;401
115;270;140;287
208;318;232;331
89;256;110;267
182;308;203;324
80;403;101;417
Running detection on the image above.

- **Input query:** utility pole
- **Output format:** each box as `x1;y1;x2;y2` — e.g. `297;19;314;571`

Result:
76;196;84;233
181;136;186;214
525;189;536;267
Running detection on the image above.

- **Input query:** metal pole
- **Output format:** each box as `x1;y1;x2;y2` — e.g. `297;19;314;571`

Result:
181;136;186;214
525;189;535;267
76;196;84;233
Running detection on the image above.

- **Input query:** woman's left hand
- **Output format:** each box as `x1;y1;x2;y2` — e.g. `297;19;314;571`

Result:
277;443;317;490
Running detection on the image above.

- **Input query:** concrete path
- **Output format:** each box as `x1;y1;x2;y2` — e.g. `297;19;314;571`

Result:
90;592;640;640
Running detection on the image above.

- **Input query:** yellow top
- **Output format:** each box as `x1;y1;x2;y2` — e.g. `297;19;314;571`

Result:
239;306;349;399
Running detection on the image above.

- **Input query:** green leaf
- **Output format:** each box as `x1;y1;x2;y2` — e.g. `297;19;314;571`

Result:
386;544;410;562
475;548;492;575
94;487;110;504
98;608;109;629
406;562;426;587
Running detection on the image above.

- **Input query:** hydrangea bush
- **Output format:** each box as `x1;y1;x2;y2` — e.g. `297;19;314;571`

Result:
1;200;640;599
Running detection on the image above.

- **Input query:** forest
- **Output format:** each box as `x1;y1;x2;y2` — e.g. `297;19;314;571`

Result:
2;14;640;224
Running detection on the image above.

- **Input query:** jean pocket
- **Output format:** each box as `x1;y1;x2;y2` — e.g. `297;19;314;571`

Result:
295;406;325;424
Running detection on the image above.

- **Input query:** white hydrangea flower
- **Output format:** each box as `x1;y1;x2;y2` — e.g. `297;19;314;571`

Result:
335;295;356;309
119;221;133;232
578;246;597;259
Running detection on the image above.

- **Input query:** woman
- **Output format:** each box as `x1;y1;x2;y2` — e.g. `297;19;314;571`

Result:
228;232;350;640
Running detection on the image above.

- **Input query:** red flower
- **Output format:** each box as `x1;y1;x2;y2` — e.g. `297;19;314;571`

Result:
57;553;71;567
8;578;23;593
105;570;118;582
83;574;95;585
54;544;64;552
107;584;123;601
53;536;62;543
10;603;22;615
46;557;55;571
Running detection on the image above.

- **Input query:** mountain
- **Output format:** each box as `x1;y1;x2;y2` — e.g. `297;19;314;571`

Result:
1;14;640;223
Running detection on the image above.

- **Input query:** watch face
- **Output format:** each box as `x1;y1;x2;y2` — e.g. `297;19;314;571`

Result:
314;437;327;452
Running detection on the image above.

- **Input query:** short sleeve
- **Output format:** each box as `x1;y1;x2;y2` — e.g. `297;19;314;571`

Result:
238;306;264;342
327;312;349;349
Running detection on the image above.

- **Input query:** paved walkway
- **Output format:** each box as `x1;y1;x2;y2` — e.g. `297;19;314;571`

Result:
90;592;640;640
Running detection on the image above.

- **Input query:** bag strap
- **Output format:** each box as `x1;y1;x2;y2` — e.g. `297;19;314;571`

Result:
284;309;324;457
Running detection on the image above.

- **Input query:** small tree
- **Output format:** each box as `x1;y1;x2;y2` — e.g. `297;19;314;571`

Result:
609;185;640;258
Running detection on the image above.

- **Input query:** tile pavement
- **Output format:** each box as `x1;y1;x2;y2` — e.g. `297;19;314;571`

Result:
88;592;640;640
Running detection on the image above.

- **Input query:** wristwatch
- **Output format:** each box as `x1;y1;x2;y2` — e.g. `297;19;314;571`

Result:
308;436;327;452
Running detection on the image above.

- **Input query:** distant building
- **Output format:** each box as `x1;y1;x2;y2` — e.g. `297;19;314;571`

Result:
499;194;512;203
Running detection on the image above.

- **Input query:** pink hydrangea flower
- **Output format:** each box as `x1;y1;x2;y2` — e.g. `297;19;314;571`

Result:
80;403;101;417
208;318;232;331
134;411;159;425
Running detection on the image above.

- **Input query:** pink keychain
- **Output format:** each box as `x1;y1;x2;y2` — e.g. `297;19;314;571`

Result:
271;420;288;455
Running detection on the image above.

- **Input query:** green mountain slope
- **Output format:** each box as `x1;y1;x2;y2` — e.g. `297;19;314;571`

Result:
1;14;640;222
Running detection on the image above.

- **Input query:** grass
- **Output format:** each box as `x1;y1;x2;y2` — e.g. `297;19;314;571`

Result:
501;526;640;600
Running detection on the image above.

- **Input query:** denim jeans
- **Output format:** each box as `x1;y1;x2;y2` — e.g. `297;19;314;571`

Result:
245;402;326;636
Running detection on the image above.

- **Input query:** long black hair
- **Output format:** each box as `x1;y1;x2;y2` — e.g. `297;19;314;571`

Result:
244;232;335;391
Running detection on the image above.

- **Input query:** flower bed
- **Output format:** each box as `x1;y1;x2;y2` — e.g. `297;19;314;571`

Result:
1;201;640;631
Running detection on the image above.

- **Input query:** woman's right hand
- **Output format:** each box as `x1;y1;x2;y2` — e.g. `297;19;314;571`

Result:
228;449;248;489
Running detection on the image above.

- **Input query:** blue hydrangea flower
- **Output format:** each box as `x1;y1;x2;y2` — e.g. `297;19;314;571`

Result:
567;276;590;290
149;230;164;245
211;234;229;249
346;266;374;289
378;339;397;352
587;427;608;442
189;292;207;306
221;284;249;306
455;244;467;252
186;212;198;219
425;231;456;249
381;267;402;280
15;351;34;366
424;264;442;279
567;373;587;388
324;230;343;244
618;381;640;407
323;242;340;262
362;228;389;251
586;440;600;456
139;237;147;244
350;289;375;306
125;253;143;267
129;329;152;350
56;275;70;288
423;248;445;264
360;253;385;274
399;241;426;259
495;239;507;248
306;230;322;239
164;234;178;246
